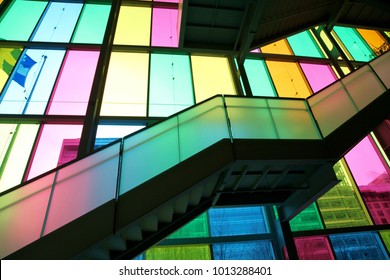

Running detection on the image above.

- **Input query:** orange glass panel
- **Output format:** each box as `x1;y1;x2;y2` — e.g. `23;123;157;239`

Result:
261;39;293;55
357;29;389;56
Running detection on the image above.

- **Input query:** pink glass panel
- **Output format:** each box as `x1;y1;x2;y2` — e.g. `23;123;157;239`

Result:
26;124;83;180
300;63;337;93
46;50;100;115
151;8;179;47
345;136;390;225
295;236;335;260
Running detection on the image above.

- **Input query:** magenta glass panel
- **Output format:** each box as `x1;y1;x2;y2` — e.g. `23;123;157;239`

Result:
345;136;390;225
294;236;335;260
26;124;83;180
300;63;337;93
46;50;100;115
151;8;179;47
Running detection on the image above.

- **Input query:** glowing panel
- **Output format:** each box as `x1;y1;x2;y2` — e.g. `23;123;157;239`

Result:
149;53;194;116
31;2;82;42
168;213;209;239
27;124;83;180
287;31;325;58
146;245;211;260
191;56;236;102
266;61;312;98
209;206;268;236
101;52;149;116
333;26;375;62
0;49;65;114
290;203;324;231
300;63;337;93
114;6;151;45
244;59;277;97
0;0;47;41
294;236;334;260
261;39;293;55
47;50;100;115
151;8;178;47
330;232;389;260
0;124;39;192
380;230;390;253
317;159;372;228
72;3;111;44
357;29;387;56
213;241;275;260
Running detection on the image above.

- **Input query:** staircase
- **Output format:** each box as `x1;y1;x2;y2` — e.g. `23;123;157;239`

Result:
1;51;389;259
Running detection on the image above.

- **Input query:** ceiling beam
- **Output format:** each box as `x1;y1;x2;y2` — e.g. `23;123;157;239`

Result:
325;0;350;32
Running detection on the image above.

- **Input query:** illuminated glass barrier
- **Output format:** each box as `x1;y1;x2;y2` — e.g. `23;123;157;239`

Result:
0;50;389;258
308;50;389;137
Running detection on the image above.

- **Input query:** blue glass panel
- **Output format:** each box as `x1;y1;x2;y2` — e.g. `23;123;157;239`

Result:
213;241;275;260
209;206;268;236
329;232;389;260
32;2;83;42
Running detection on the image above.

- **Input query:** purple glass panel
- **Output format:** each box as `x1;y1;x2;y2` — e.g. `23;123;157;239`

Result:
345;136;390;225
46;50;99;115
300;63;337;93
151;8;179;47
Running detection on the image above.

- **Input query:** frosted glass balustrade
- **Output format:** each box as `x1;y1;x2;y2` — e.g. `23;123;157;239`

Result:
0;173;55;259
369;50;390;89
43;142;120;235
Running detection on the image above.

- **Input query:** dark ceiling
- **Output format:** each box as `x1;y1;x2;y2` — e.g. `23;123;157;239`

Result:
179;0;390;57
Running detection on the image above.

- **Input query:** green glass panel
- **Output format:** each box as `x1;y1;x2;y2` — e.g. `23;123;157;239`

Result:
290;203;324;232
287;30;325;58
0;0;47;41
168;213;209;239
379;230;390;254
72;3;111;44
333;26;375;62
317;159;373;228
149;53;194;117
244;59;277;97
146;245;211;260
178;96;229;160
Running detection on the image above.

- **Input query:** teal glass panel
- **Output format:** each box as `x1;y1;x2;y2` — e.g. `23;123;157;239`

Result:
333;26;375;62
330;232;389;260
168;213;209;239
43;143;120;235
0;172;54;259
213;241;275;260
31;2;82;42
290;203;324;232
120;118;179;195
209;206;268;236
294;236;334;260
267;99;320;139
0;49;66;114
72;3;111;44
243;59;277;97
287;30;325;58
149;53;194;117
178;96;229;161
146;245;211;260
0;0;47;41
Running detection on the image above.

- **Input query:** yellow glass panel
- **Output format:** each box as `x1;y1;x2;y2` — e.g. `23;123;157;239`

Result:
114;6;151;46
0;124;39;192
261;39;293;55
191;55;236;102
101;52;149;116
266;61;312;98
341;66;351;75
357;29;388;56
